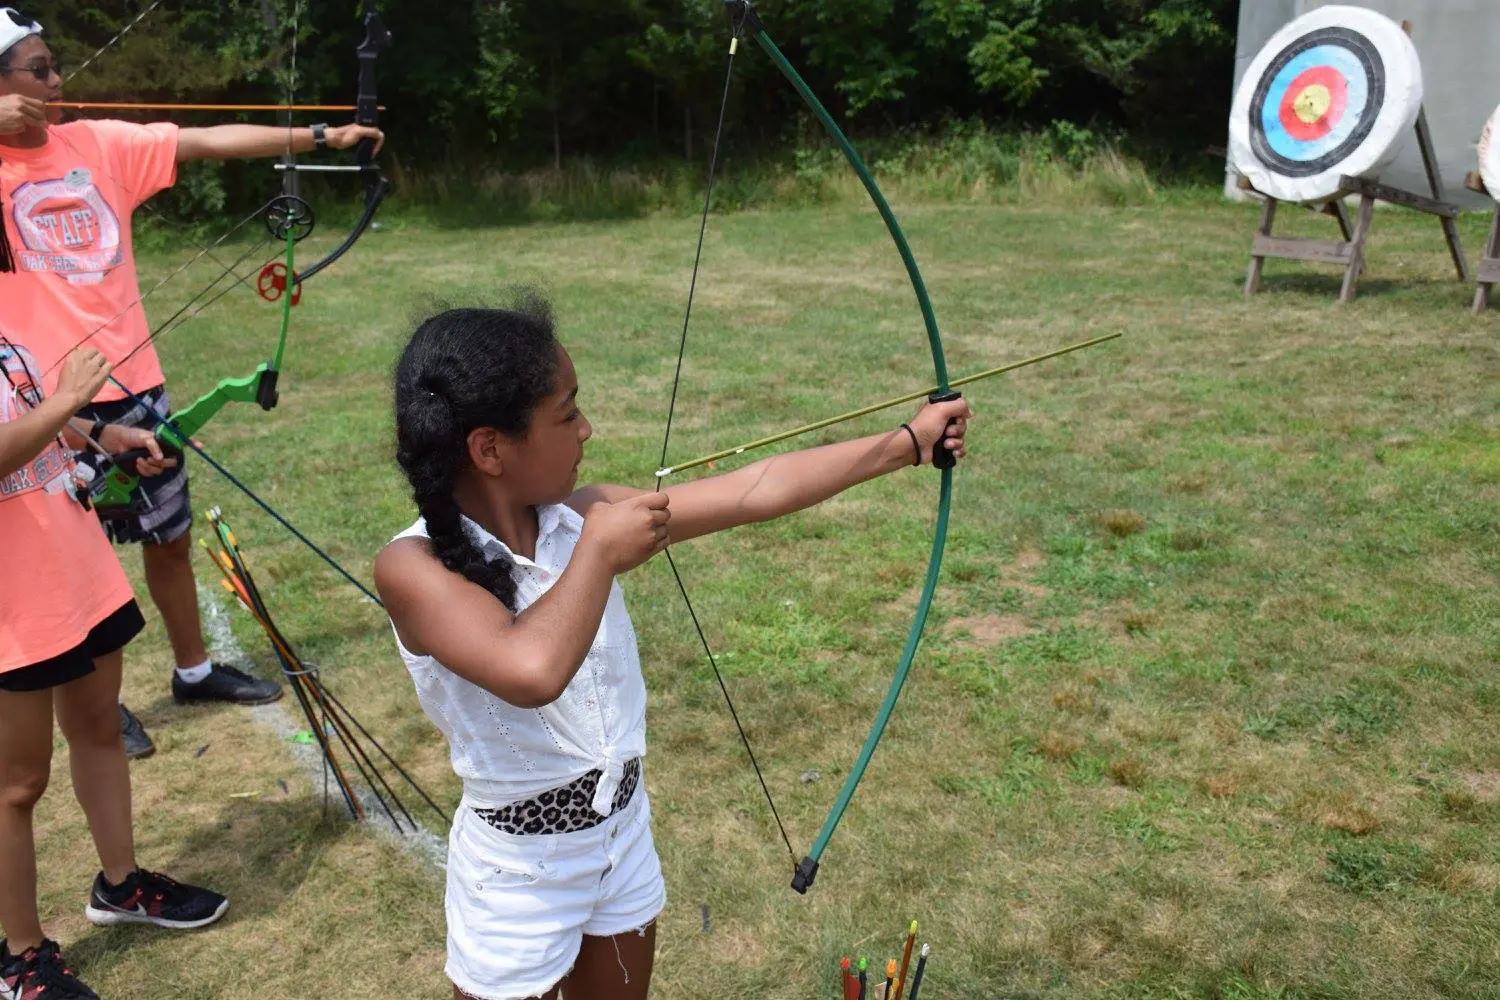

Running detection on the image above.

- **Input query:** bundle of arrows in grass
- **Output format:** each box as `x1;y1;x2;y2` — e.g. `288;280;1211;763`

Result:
201;507;446;835
840;921;931;1000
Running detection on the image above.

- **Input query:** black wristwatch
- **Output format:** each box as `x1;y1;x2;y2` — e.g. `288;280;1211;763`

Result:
311;124;328;151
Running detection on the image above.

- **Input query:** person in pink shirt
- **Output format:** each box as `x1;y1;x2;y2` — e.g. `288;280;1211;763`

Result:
0;340;229;1000
0;8;384;758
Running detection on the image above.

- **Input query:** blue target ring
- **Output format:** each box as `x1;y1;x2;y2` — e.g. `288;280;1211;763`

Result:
1250;26;1385;178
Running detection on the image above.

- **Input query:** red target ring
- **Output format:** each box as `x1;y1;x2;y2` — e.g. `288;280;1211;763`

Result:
1277;65;1349;141
257;262;302;306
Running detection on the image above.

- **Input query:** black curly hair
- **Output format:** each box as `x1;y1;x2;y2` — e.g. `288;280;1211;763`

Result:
393;299;561;612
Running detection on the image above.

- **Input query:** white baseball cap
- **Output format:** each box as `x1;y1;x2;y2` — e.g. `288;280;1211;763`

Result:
0;8;43;60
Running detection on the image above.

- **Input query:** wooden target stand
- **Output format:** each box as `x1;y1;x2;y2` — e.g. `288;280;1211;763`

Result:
1242;109;1469;302
1467;171;1500;313
1242;21;1469;302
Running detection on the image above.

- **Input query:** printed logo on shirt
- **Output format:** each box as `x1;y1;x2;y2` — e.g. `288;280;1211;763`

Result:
0;343;76;501
8;174;124;285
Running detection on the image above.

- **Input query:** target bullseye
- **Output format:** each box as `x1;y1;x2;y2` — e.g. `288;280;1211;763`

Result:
1230;6;1422;203
1280;67;1346;139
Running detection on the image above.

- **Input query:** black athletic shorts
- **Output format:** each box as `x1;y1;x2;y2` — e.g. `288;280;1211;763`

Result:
0;600;145;693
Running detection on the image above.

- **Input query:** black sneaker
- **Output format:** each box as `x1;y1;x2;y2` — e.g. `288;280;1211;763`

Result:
0;939;99;1000
84;869;229;930
118;704;155;761
171;662;281;706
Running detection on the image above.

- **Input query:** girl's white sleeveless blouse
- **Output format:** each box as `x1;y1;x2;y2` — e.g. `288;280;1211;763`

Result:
391;505;647;815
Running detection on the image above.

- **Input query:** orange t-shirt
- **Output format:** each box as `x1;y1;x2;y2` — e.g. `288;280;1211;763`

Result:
0;120;179;402
0;341;134;672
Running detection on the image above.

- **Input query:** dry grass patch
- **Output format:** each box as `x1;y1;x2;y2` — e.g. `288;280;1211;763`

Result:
945;612;1031;647
1037;731;1083;762
1198;774;1238;799
1051;683;1106;717
1119;607;1162;636
1096;509;1147;538
1287;789;1382;836
1108;755;1148;789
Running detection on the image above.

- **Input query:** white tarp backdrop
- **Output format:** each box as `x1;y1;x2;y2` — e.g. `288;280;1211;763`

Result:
1227;0;1499;206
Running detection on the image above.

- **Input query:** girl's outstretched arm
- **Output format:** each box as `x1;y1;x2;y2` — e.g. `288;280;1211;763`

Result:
570;395;971;544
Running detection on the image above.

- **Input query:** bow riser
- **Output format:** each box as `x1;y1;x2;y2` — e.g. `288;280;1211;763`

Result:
90;365;279;510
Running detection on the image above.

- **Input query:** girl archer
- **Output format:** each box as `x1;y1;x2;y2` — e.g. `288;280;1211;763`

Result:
375;301;972;999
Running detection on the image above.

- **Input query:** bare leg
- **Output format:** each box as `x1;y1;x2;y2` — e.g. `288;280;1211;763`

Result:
0;687;54;952
142;531;208;668
54;650;135;885
558;923;657;1000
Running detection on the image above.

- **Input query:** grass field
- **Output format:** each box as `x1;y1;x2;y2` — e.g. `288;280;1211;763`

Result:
28;191;1500;999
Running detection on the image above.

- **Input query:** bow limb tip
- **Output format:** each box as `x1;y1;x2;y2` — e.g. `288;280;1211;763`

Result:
723;0;763;33
791;855;819;894
928;390;963;470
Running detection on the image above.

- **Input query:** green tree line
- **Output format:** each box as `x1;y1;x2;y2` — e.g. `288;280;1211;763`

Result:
42;1;1237;207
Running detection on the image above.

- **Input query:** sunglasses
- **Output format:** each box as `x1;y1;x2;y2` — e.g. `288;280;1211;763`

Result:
1;59;59;81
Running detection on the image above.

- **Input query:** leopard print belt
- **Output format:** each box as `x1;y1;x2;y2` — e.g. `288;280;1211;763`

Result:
473;758;641;835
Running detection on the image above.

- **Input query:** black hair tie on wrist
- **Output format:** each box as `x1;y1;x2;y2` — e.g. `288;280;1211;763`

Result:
900;423;921;467
88;420;106;444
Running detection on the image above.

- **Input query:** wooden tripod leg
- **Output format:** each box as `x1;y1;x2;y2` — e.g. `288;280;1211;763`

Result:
1475;203;1500;314
1246;196;1278;296
1441;214;1471;283
1330;199;1354;241
1340;194;1376;303
1411;107;1471;282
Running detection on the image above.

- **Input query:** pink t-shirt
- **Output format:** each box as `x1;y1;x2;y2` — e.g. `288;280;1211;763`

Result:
0;120;180;402
0;341;134;673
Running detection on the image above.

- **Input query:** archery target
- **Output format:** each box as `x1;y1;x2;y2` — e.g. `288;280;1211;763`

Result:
1480;105;1500;199
1230;6;1423;203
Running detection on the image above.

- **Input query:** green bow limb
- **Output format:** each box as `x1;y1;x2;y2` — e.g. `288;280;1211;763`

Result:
721;1;959;895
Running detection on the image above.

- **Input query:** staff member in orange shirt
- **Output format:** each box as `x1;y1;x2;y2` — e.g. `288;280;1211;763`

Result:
0;7;383;757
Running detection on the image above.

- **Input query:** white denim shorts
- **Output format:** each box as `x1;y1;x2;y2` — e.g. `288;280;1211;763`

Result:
445;784;665;1000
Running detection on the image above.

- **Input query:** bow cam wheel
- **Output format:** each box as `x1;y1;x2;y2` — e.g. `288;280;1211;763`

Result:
264;195;316;243
256;262;302;306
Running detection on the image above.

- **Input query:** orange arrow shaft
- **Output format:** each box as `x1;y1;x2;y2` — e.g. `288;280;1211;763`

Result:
52;102;385;112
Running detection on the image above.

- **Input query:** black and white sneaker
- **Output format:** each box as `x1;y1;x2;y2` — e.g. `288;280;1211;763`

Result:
119;703;156;761
83;869;229;930
171;662;282;706
0;939;99;1000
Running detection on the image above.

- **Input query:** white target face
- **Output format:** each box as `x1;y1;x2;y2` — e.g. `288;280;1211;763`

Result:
1481;105;1500;200
1229;5;1423;203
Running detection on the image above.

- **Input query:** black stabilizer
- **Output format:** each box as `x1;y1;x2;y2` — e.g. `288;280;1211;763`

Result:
928;390;962;470
792;856;819;894
256;369;281;411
